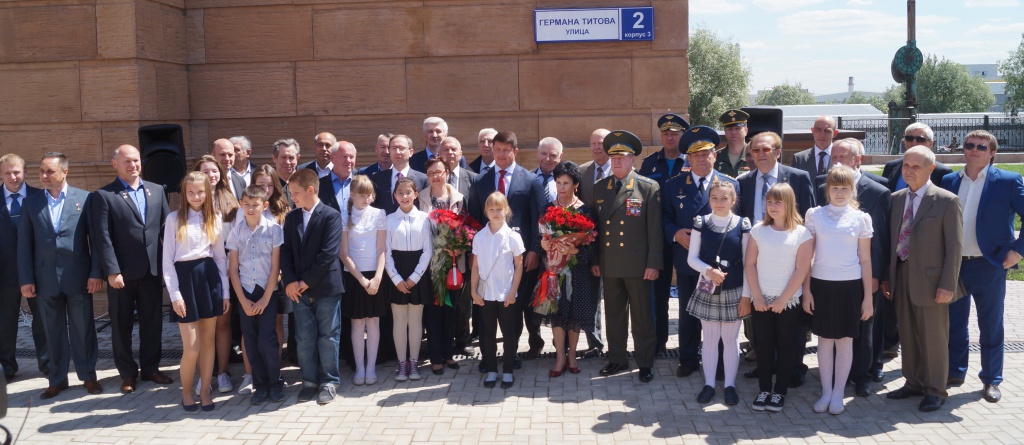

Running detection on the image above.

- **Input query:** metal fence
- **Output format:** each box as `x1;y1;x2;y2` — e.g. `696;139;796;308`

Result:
837;115;1024;154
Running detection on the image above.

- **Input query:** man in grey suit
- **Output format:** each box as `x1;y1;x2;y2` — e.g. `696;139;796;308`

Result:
884;146;963;412
577;128;610;357
18;152;105;399
0;153;48;382
790;115;838;180
439;137;476;197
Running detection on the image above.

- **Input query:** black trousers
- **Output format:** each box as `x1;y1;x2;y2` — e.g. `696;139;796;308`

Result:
239;285;282;392
454;283;473;349
0;285;49;377
480;299;518;373
752;304;802;395
426;292;458;364
675;272;701;368
107;275;164;378
851;291;883;384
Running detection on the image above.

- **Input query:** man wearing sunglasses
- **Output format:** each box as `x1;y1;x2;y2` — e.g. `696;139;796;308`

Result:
881;123;954;193
940;129;1024;404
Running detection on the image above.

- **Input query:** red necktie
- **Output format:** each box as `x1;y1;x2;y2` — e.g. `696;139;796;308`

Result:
498;169;508;195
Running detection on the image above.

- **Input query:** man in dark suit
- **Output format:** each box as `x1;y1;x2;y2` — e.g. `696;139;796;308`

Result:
941;129;1024;404
468;128;497;174
300;132;337;179
791;115;838;179
90;144;172;394
439;137;477;198
737;131;815;385
593;130;663;383
467;130;547;362
884;146;962;412
639;114;690;355
813;139;892;396
576;128;611;357
410;117;466;173
533;137;563;204
212;138;247;200
18;152;104;399
0;153;48;381
371;135;429;214
662;126;738;378
881;123;954;193
359;133;393;177
282;169;344;405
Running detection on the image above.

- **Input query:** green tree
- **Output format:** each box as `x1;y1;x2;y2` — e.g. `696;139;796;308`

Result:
999;33;1024;115
915;55;994;113
687;28;751;127
755;82;815;106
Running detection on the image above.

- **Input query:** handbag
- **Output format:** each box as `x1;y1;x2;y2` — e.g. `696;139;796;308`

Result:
690;215;736;300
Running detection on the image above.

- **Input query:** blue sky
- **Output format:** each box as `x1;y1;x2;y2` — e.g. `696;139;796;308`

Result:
690;0;1024;95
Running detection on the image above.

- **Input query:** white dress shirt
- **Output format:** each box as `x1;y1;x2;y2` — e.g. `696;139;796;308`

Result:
391;165;412;194
471;222;526;301
232;161;253;187
385;207;433;284
162;209;229;302
956;170;985;257
314;162;334;179
594;161;610;183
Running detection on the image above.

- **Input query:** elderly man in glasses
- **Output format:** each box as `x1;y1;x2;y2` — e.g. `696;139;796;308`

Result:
881;123;954;193
939;129;1024;404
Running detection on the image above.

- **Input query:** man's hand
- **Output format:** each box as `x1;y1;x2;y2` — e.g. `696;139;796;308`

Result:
881;281;892;300
673;228;692;249
87;278;104;294
525;252;540;271
297;281;309;294
20;284;35;298
285;282;302;301
108;274;125;289
935;288;954;304
643;268;659;281
591;265;601;277
1003;250;1022;269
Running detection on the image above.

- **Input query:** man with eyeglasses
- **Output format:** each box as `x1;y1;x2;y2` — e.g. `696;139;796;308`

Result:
370;135;428;214
881;123;954;193
939;129;1024;404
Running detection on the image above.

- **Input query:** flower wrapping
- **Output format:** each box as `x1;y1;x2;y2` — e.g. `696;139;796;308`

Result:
428;209;481;307
532;206;597;315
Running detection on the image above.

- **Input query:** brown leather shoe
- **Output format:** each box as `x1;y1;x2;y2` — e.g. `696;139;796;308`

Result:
84;380;103;395
120;377;137;394
40;382;69;399
142;371;173;385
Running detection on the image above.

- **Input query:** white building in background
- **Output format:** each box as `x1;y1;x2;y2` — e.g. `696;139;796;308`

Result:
964;64;1007;112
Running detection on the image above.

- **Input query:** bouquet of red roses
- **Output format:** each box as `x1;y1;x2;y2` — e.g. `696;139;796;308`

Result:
428;209;482;306
531;206;597;315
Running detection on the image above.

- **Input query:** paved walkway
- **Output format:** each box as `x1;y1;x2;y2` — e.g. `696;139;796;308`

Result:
4;283;1024;444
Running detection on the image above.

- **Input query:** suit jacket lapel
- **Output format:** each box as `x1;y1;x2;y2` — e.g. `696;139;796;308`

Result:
978;165;996;216
113;180;145;224
908;187;936;231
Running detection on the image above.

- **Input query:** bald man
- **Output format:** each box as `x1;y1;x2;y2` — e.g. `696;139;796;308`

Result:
211;138;247;200
301;132;338;179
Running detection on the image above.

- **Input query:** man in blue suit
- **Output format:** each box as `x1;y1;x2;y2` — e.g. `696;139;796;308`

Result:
941;129;1024;404
662;126;738;377
0;153;48;382
18;152;104;399
467;130;547;363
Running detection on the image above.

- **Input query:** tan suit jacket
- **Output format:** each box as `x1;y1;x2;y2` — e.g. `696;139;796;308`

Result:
888;183;964;306
578;160;601;208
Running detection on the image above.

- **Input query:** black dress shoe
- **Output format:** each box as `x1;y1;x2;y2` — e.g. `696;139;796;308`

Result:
697;385;715;404
947;376;965;388
676;364;698;377
743;368;759;379
855;381;871;397
513;357;523;370
983;384;1001;403
600;363;629;376
581;347;603;359
638;368;654;383
524;347;542;360
869;368;884;382
887;386;924;400
723;386;739;406
431;366;444;376
919;395;945;412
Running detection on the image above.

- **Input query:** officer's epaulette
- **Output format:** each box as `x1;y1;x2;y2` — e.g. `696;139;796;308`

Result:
717;171;736;180
680;167;691;173
635;175;656;185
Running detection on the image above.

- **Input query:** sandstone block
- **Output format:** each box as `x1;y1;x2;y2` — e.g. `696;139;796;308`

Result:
652;0;688;51
203;6;313;63
136;0;187;64
520;58;632;111
0;67;82;124
189;64;296;120
632;54;688;109
313;6;423;60
82;65;142;122
406;57;519;113
423;4;534;57
296;60;407;116
97;2;138;60
538;111;653;148
0;125;102;164
0;5;97;63
185;8;205;64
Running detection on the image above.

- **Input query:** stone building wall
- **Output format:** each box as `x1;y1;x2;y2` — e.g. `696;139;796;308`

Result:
0;0;689;188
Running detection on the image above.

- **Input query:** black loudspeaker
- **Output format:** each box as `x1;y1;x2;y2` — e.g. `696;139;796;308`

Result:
138;124;187;193
741;107;784;142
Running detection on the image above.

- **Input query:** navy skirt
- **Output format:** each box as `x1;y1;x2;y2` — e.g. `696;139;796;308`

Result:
170;257;225;323
388;250;432;306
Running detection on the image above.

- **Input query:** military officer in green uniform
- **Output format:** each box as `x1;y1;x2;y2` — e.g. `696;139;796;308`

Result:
593;130;663;383
714;109;750;178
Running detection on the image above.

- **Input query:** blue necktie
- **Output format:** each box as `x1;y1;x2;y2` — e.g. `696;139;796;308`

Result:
760;174;773;220
10;194;21;227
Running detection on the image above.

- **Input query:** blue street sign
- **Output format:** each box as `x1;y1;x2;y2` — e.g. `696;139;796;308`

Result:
534;7;655;43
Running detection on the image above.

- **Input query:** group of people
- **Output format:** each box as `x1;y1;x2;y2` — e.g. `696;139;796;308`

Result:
1;113;1019;415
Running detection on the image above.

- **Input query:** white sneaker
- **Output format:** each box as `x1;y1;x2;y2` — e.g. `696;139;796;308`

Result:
237;374;253;395
217;373;233;393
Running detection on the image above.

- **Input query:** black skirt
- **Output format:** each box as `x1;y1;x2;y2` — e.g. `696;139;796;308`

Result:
170;257;225;323
809;277;863;339
388;249;432;305
343;270;390;318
